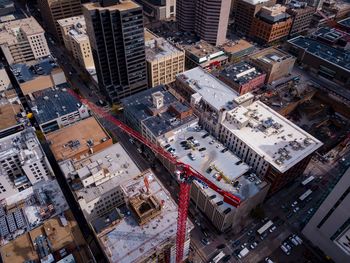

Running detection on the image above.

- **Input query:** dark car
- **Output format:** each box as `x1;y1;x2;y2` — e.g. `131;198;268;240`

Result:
164;144;171;148
232;240;240;247
199;147;206;151
180;140;187;145
221;148;229;153
202;133;210;138
248;236;255;242
222;255;232;262
216;244;226;249
187;136;194;140
233;249;241;255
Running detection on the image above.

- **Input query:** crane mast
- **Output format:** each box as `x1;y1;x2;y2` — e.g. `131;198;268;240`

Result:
68;90;241;262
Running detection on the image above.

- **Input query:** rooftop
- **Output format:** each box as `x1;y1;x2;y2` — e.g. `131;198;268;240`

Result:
145;35;183;62
0;179;69;245
0;103;24;131
257;5;291;23
0;210;89;263
83;0;140;12
249;47;295;66
312;27;346;43
158;123;266;207
0;17;44;45
121;85;198;137
46;117;110;162
95;169;192;263
11;56;59;84
338;17;350;29
59;143;141;203
288;36;350;72
57;16;88;43
183;40;226;64
177;67;239;111
222;100;322;172
220;62;265;85
220;39;255;55
242;0;272;5
28;86;86;125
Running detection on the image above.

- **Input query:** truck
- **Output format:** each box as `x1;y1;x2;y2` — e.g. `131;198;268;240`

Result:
238;247;249;258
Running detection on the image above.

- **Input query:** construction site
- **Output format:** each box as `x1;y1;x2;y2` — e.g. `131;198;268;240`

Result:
91;169;193;263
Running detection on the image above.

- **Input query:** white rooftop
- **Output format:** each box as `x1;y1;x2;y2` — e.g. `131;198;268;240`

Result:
59;143;141;203
158;122;266;205
177;67;239;111
97;170;190;263
145;37;183;61
243;0;272;4
222;100;322;172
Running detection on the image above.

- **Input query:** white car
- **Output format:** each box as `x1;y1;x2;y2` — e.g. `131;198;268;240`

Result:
291;201;298;207
293;207;300;213
293;234;303;244
280;245;290;255
289;236;299;246
269;225;277;233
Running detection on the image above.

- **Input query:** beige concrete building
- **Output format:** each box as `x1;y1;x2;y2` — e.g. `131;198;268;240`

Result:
0;64;12;92
145;29;185;87
248;47;296;84
58;16;95;70
38;0;82;42
0;17;50;64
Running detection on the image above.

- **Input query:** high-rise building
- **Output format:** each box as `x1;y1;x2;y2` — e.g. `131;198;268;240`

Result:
234;0;276;35
136;0;176;21
176;0;196;32
83;0;148;103
302;167;350;263
177;0;231;46
58;16;95;70
0;17;50;64
38;0;82;42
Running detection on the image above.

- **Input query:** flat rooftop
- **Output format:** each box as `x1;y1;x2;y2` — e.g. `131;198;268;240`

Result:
0;103;23;131
288;36;350;72
83;0;140;12
121;85;198;137
220;62;265;85
249;47;294;65
95;169;191;263
258;5;291;23
145;36;183;62
46;117;110;161
11;56;59;83
177;67;239;111
144;28;158;42
338;17;350;29
28;86;83;125
0;17;44;45
57;15;84;28
183;40;227;65
313;27;345;43
0;179;69;245
242;0;271;4
220;39;254;54
59;143;141;203
0;210;88;263
158;123;265;207
222;100;322;172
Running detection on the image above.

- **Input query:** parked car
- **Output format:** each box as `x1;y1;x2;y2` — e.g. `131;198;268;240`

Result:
217;244;226;249
293;207;300;213
269;225;277;233
291;201;298;207
201;238;210;246
280;245;290;255
232;240;240;247
293;234;303;244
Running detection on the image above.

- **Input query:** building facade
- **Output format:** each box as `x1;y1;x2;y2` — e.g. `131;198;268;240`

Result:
136;0;176;21
0;128;53;200
234;0;276;35
83;0;148;103
58;16;95;70
286;3;315;36
0;17;50;64
248;47;296;84
37;0;82;41
145;30;185;87
250;5;293;44
302;167;350;263
177;0;231;46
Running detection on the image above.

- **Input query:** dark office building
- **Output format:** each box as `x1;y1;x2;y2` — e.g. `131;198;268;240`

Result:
83;0;148;102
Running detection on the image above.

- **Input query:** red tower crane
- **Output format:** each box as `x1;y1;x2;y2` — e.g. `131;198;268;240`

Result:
69;90;241;262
